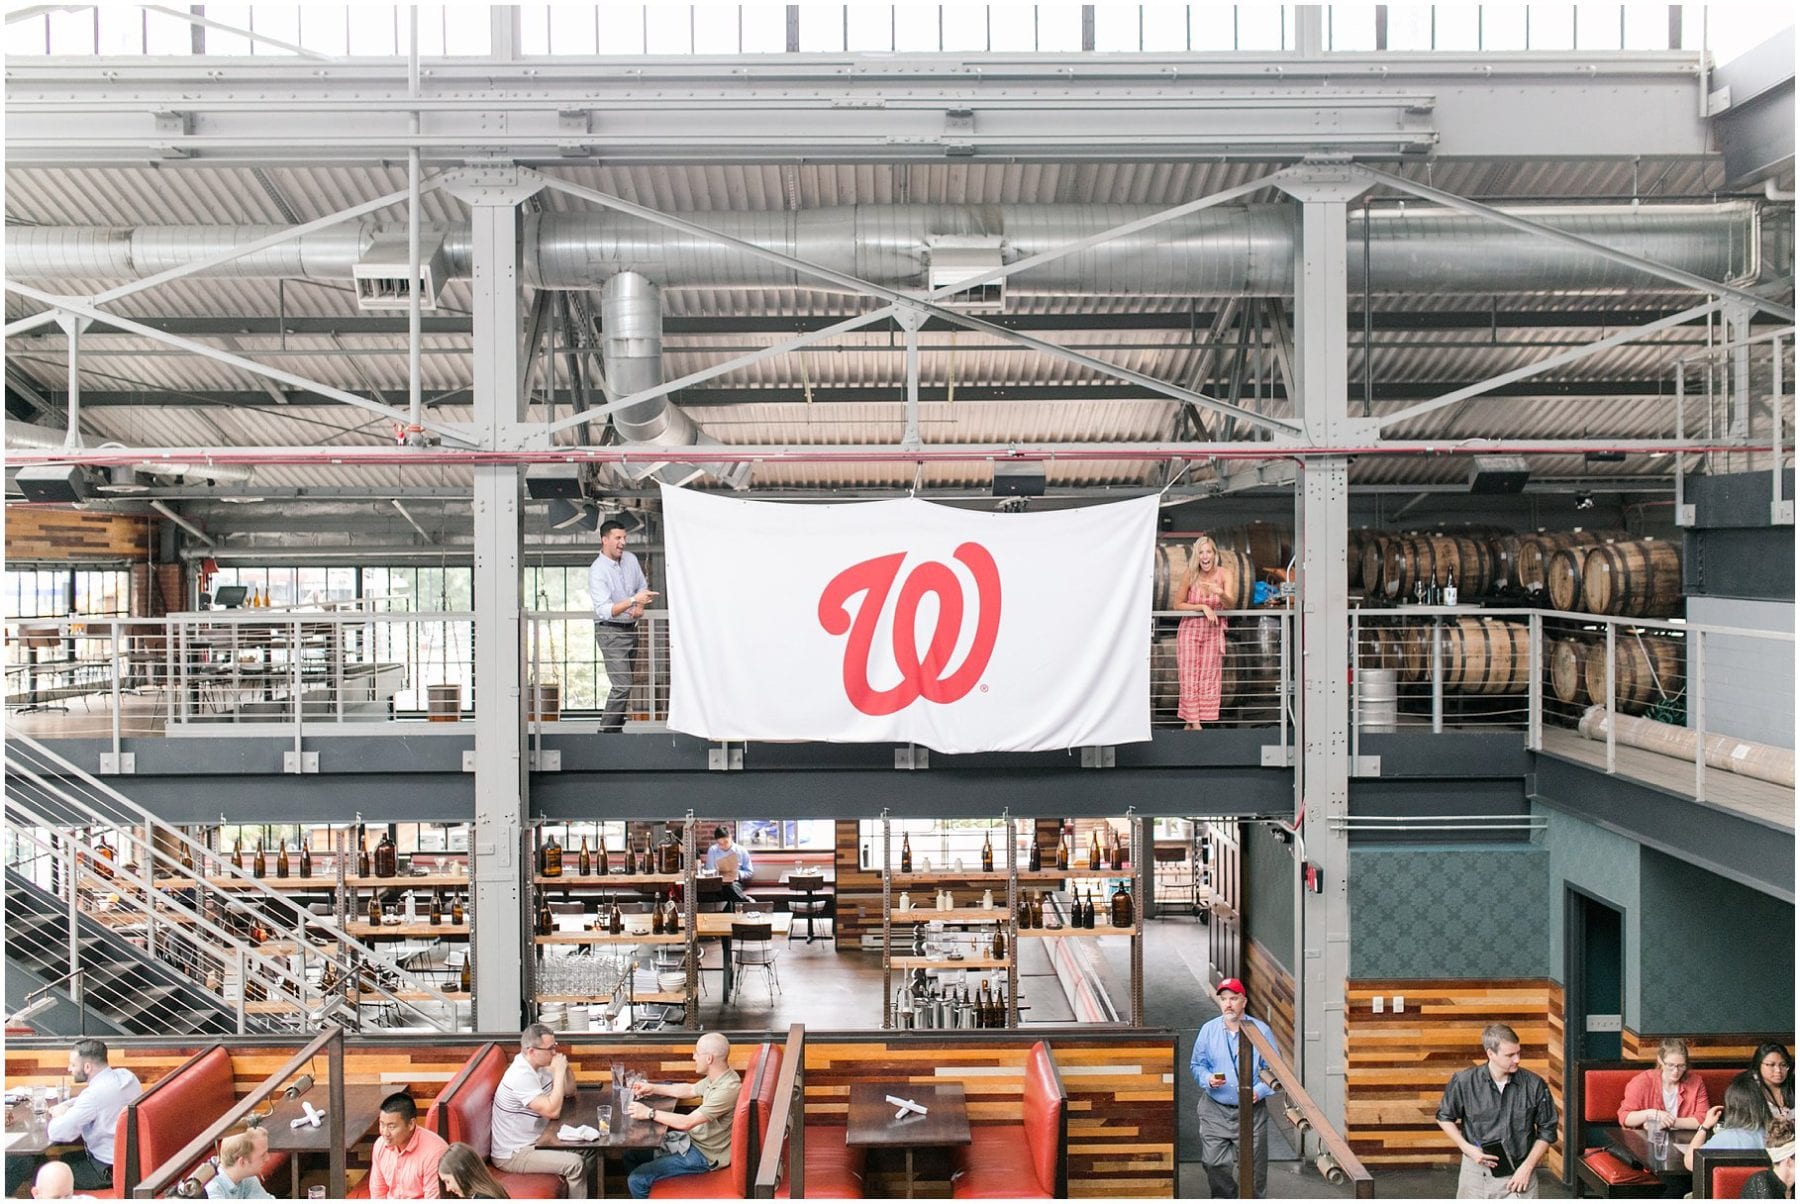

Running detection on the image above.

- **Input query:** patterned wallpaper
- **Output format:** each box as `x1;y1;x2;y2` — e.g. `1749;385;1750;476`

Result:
1349;845;1549;978
1639;846;1796;1033
1242;821;1296;970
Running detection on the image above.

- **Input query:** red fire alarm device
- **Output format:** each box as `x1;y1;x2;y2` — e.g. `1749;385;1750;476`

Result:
1303;862;1324;894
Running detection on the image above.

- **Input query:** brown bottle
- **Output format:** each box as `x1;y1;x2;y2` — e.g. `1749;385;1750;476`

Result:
1109;828;1125;871
596;833;609;877
651;898;665;934
991;927;1007;959
900;834;914;873
275;841;290;879
1017;896;1033;930
995;985;1009;1028
1110;881;1134;929
253;842;267;879
356;834;370;878
534;890;553;936
459;955;471;995
452;894;466;925
366;891;382;926
1028;839;1042;873
373;832;397;879
663;889;680;934
297;841;312;879
94;832;117;878
1087;829;1102;871
429;891;443;926
319;961;339;995
977;979;991;1028
578;837;592;877
1055;834;1069;871
540;834;563;878
658;827;683;874
981;831;994;874
232;837;245;871
1083;889;1097;929
609;898;624;935
1031;891;1045;930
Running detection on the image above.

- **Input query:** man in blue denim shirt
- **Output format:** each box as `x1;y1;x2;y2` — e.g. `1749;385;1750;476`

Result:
1189;979;1276;1198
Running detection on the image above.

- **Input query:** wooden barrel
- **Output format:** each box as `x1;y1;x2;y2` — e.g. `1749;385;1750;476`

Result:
1360;534;1393;599
1581;540;1683;617
1398;623;1431;684
1438;618;1531;695
1545;546;1596;612
1357;621;1400;672
1383;533;1493;600
1154;544;1257;611
1151;634;1180;723
1549;639;1588;705
1515;529;1630;592
1583;635;1685;715
1224;618;1282;722
1212;522;1291;570
1347;529;1370;591
1491;534;1522;589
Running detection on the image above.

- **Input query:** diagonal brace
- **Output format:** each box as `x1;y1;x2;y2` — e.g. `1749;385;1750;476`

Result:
1378;299;1724;430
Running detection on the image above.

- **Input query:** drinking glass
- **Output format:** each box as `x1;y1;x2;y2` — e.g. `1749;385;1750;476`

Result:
31;1087;46;1116
308;1188;327;1200
595;1104;613;1137
1648;1122;1669;1160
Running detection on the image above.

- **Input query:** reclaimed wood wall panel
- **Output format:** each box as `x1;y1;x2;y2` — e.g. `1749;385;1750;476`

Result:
1621;1029;1782;1063
804;1034;1177;1198
1245;937;1296;1063
1344;979;1565;1175
5;509;151;561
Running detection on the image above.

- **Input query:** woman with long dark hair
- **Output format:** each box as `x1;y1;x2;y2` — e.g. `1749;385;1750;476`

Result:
1753;1043;1796;1125
437;1142;510;1199
1684;1072;1770;1172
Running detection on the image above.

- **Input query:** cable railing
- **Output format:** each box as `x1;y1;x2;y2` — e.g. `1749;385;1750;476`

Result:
3;733;465;1031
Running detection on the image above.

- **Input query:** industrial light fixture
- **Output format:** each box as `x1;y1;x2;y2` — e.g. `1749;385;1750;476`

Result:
1574;491;1595;511
1467;455;1530;494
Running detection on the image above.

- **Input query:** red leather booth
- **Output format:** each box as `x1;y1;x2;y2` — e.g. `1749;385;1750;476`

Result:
950;1040;1068;1199
774;1124;867;1199
121;1045;288;1199
1694;1148;1775;1199
436;1044;568;1200
649;1042;780;1199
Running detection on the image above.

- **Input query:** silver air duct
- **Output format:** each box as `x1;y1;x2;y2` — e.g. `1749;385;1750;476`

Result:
4;202;1766;296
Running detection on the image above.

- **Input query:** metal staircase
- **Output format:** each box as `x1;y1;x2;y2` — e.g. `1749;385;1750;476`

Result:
3;733;463;1034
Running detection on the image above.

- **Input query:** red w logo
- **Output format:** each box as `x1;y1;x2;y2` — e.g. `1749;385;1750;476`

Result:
817;543;1003;717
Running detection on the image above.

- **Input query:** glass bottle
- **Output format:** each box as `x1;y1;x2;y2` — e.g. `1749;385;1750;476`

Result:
1028;839;1042;873
596;833;609;877
991;927;1007;960
981;831;994;874
1030;892;1044;930
1017;895;1033;930
651;898;665;934
452;894;466;926
429;891;443;926
232;836;245;871
1084;889;1098;929
356;833;371;878
1109;828;1125;871
663;889;681;934
1110;881;1134;929
366;890;382;926
459;955;471;995
374;831;397;879
534;889;553;936
275;841;290;879
1055;833;1069;871
540;833;563;878
1087;829;1102;871
658;827;684;874
297;841;312;879
900;834;914;873
977;979;992;1028
253;842;267;879
609;897;625;935
94;832;117;878
578;837;592;877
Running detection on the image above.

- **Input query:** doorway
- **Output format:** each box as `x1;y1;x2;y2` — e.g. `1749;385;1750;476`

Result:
1565;887;1625;1062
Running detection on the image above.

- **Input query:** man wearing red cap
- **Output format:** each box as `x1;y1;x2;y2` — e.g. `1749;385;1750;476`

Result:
1189;978;1276;1198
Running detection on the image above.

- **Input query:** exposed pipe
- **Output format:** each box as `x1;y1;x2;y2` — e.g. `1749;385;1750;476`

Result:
405;7;423;442
5;202;1768;297
148;500;215;547
6;421;256;483
391;499;433;544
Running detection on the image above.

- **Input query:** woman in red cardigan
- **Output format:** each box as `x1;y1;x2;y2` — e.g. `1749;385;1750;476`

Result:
1619;1037;1712;1131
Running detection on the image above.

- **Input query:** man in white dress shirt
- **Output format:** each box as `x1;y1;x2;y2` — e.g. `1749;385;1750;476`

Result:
588;519;656;732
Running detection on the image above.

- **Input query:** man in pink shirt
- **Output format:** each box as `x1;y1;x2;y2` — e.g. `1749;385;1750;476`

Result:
368;1093;448;1199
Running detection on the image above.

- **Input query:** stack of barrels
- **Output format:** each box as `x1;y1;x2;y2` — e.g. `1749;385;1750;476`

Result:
1547;632;1685;715
1356;617;1531;696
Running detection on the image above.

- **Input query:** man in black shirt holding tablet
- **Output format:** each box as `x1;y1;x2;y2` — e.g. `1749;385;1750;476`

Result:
1435;1022;1559;1198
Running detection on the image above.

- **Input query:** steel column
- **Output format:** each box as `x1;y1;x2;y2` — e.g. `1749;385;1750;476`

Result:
453;168;541;1032
1281;165;1368;1136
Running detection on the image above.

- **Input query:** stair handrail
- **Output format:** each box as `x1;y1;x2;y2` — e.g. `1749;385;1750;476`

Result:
3;803;334;1032
4;734;462;1026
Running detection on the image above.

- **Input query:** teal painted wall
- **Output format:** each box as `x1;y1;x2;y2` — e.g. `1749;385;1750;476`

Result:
1349;844;1550;978
1242;822;1295;969
1537;802;1643;1032
1638;847;1796;1034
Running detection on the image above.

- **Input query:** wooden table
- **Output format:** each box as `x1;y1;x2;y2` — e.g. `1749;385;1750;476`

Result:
3;1100;79;1160
260;1083;387;1198
538;1088;668;1197
845;1082;971;1199
1599;1124;1692;1194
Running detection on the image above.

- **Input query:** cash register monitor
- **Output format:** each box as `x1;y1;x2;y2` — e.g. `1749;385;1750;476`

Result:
213;585;249;609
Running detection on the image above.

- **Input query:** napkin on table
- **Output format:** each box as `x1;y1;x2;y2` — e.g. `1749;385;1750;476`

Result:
557;1124;602;1142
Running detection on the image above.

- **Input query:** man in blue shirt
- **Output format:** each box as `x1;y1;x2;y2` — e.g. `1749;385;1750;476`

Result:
703;826;756;908
1189;978;1276;1198
44;1039;142;1192
588;518;656;732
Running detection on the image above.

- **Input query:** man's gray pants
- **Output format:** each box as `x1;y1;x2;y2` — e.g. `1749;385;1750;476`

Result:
595;623;637;732
1196;1093;1268;1198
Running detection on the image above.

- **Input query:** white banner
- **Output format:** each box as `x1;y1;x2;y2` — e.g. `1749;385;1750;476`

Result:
662;485;1156;753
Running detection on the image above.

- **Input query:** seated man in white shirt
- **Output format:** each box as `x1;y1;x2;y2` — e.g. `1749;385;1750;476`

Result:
45;1040;143;1191
489;1024;586;1198
703;826;757;909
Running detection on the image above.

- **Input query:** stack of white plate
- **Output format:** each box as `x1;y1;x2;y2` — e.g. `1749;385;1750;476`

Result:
539;1003;568;1030
568;1005;590;1030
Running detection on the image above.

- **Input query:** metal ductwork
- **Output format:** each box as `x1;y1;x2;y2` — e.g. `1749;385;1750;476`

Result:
5;420;256;486
599;271;750;489
4;202;1769;296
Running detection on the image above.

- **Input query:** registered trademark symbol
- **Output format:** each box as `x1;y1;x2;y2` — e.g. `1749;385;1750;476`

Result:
980;683;989;693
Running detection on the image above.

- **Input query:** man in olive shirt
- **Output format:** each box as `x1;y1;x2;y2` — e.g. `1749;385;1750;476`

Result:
623;1033;741;1199
1435;1022;1559;1199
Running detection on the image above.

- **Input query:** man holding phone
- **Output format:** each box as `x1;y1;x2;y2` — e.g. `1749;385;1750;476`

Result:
589;518;657;733
1189;979;1276;1198
1435;1022;1558;1198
